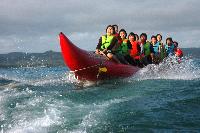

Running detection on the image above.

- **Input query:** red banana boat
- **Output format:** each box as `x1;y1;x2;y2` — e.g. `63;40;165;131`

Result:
59;32;140;81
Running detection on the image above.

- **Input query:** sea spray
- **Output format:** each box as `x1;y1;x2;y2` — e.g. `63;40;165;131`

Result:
131;56;200;81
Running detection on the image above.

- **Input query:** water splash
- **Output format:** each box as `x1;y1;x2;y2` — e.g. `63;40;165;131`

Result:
0;67;97;89
0;87;65;133
132;56;200;81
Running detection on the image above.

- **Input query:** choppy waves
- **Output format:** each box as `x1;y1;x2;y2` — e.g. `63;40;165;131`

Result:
0;57;200;132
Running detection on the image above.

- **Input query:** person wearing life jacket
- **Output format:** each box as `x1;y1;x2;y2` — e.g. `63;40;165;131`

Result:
173;41;183;58
112;24;122;45
165;37;175;57
139;33;154;65
115;29;133;64
95;25;120;63
112;24;118;34
128;32;142;67
156;34;166;61
134;33;139;41
151;35;161;64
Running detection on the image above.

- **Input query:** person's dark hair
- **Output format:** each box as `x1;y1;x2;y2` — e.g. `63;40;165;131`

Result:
106;25;115;34
166;37;173;44
112;24;118;32
156;34;162;40
135;34;139;41
119;29;127;38
140;33;147;39
173;41;178;47
128;32;135;40
151;35;157;40
128;32;136;41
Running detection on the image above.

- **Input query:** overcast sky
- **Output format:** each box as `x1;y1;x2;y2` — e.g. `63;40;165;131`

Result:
0;0;200;53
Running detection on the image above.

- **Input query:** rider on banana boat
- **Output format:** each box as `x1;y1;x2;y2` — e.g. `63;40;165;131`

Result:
95;25;120;63
139;33;154;65
151;35;161;64
128;32;143;67
165;37;175;57
173;41;183;58
115;29;135;65
174;41;183;63
156;34;166;61
113;24;119;35
134;33;139;41
112;24;123;45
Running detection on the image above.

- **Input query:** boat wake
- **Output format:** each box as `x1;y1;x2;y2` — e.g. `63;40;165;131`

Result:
132;56;200;81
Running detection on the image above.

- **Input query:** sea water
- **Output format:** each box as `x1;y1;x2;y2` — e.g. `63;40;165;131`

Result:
0;57;200;133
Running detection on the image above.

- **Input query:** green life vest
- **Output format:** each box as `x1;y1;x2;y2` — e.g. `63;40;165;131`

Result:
117;39;129;55
143;41;151;56
159;43;166;60
101;35;114;50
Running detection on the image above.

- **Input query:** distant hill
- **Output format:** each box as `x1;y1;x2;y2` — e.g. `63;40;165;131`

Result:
0;48;199;68
0;51;65;68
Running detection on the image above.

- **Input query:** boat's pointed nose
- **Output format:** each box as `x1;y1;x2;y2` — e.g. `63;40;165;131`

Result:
59;32;89;69
59;32;71;45
59;32;65;39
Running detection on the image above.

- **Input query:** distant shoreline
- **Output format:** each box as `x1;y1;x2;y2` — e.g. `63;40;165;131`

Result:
0;50;65;68
0;48;199;68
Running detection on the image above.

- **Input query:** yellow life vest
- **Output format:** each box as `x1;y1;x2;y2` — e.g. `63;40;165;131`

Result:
101;35;114;50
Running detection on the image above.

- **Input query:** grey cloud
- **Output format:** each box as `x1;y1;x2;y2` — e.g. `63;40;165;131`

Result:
0;0;200;53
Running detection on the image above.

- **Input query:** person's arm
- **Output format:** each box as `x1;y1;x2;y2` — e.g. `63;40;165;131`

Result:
127;40;132;49
96;37;102;50
150;44;155;61
107;37;118;51
127;40;132;54
137;42;141;54
158;42;162;53
140;43;144;54
95;37;102;54
150;44;155;54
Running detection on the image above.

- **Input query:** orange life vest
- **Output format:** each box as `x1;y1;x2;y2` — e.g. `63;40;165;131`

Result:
175;48;183;58
130;41;141;59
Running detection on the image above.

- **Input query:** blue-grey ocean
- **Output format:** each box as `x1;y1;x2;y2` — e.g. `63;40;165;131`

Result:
0;56;200;133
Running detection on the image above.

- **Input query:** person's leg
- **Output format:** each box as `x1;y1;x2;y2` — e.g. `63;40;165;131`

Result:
124;55;137;66
140;56;148;66
107;53;121;63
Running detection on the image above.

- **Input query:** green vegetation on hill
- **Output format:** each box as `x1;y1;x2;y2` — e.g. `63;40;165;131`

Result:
0;51;65;68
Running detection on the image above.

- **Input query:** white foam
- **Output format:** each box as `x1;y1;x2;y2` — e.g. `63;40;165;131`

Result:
132;57;200;81
0;85;69;133
6;101;64;133
0;92;5;122
0;89;16;133
7;115;57;133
